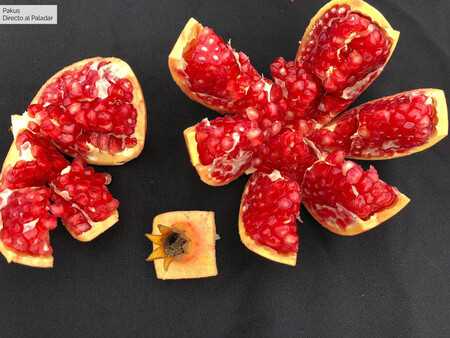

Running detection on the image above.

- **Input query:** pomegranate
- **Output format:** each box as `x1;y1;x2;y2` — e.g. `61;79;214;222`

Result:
147;211;218;279
309;89;448;159
239;171;301;265
50;158;119;241
20;57;146;165
171;0;448;265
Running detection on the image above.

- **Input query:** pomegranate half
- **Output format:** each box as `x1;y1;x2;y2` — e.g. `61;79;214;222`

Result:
20;57;147;165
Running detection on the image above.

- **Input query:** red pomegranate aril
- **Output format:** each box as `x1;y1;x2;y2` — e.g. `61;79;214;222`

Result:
242;171;301;254
271;57;321;120
254;128;318;183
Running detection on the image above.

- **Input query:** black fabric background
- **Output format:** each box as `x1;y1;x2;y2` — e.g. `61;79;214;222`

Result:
0;1;449;337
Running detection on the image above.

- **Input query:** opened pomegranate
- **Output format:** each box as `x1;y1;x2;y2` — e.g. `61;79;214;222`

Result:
50;158;119;241
171;0;448;265
20;57;146;165
309;89;448;159
239;171;301;266
0;57;147;268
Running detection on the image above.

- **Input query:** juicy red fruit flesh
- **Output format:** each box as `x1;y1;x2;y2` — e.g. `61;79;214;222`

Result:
183;27;260;111
303;152;397;227
271;57;321;120
254;129;318;183
0;187;56;256
51;158;119;228
311;91;438;158
195;115;264;182
2;130;68;189
27;60;138;157
242;171;301;254
298;4;393;123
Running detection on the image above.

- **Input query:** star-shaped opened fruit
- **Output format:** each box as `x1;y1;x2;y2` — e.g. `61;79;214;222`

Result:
146;211;218;280
0;57;146;268
169;0;448;266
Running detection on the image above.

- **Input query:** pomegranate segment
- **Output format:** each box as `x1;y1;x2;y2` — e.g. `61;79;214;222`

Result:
302;151;408;234
254;128;318;183
0;187;55;257
170;18;261;113
186;115;265;185
297;1;398;123
241;171;301;255
1;130;68;189
50;158;119;232
310;89;448;159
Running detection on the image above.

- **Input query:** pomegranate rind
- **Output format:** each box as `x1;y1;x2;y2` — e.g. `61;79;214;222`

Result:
169;18;230;113
304;191;410;236
0;141;20;179
237;183;297;266
320;89;448;160
183;125;238;186
62;209;119;242
0;240;53;268
151;211;218;280
30;57;147;166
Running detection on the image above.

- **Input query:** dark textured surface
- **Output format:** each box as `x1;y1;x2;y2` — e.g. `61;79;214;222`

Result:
0;1;449;337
